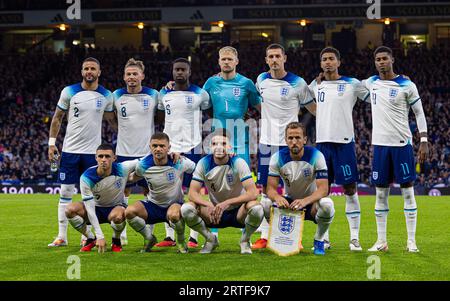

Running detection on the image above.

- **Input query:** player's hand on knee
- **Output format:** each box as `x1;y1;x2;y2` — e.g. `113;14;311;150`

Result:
97;238;106;254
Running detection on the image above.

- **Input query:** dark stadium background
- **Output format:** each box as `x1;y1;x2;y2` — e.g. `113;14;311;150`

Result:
0;0;448;195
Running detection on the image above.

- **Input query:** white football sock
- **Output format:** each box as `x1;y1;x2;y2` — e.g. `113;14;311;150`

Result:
314;198;335;241
111;221;126;239
181;203;213;241
375;187;390;242
127;216;152;240
164;222;175;240
345;193;361;241
259;194;272;240
58;184;74;240
402;186;418;242
241;205;264;242
189;229;199;240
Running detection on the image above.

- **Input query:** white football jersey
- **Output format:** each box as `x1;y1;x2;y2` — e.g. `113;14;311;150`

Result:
309;77;369;144
57;83;113;154
80;160;138;207
135;155;196;207
113;87;158;157
192;155;253;210
363;75;421;146
269;146;328;200
256;72;313;146
158;85;210;153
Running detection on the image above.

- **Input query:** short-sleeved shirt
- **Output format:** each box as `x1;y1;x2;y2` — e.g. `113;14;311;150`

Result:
158;85;210;153
135;155;196;207
57;83;113;154
362;75;422;146
113;87;158;157
309;76;369;144
256;72;313;146
268;146;328;199
192;155;253;210
80;160;138;207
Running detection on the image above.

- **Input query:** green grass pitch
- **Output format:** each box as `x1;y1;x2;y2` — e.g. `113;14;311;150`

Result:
0;194;449;281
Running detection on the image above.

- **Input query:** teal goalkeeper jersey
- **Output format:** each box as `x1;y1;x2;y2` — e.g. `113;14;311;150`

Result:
203;73;261;163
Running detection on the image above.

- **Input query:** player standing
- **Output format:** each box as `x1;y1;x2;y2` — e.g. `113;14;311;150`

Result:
363;46;428;252
263;122;334;255
65;144;136;253
181;129;263;254
252;43;315;249
155;58;210;248
308;47;370;251
125;132;196;253
113;58;159;245
48;57;116;247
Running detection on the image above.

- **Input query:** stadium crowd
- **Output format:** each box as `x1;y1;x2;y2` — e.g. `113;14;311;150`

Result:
0;43;448;188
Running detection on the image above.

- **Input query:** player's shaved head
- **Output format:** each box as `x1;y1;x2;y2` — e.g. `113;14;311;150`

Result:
172;58;191;69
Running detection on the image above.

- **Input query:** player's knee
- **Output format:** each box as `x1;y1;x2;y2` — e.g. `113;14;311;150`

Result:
167;210;181;223
65;203;77;218
260;197;272;220
180;203;196;219
125;206;137;219
318;197;334;215
248;204;264;220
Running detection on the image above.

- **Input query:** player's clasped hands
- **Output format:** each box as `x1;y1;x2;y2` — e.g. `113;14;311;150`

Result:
210;202;230;225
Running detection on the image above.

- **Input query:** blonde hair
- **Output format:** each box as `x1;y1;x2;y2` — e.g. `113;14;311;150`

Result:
124;58;145;72
219;46;238;59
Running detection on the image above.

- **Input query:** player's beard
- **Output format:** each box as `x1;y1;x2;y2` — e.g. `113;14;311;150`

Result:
83;74;98;83
290;146;301;155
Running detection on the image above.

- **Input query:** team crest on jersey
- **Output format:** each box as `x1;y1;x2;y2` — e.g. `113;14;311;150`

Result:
372;171;378;180
167;171;175;182
278;214;295;235
96;98;102;108
226;173;234;183
142;98;149;110
303;168;312;178
337;84;346;96
115;179;122;189
185;96;193;105
280;87;289;96
389;88;398;99
233;88;241;97
59;172;66;181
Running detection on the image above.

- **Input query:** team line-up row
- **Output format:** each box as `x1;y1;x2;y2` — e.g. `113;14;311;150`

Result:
47;44;429;254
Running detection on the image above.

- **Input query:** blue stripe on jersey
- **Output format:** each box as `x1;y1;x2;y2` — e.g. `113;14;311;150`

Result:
192;177;204;183
57;104;68;111
138;154;175;171
141;87;158;97
367;75;380;84
410;97;421;106
81;166;101;188
95;84;112;98
82;196;94;202
257;72;271;83
200;154;241;174
67;83;84;97
113;88;127;100
111;162;124;177
257;72;303;88
240;175;252;182
392;75;412;87
277;146;320;167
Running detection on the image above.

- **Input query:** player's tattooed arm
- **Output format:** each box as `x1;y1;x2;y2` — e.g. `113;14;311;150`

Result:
104;111;118;132
48;107;66;161
188;180;214;208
